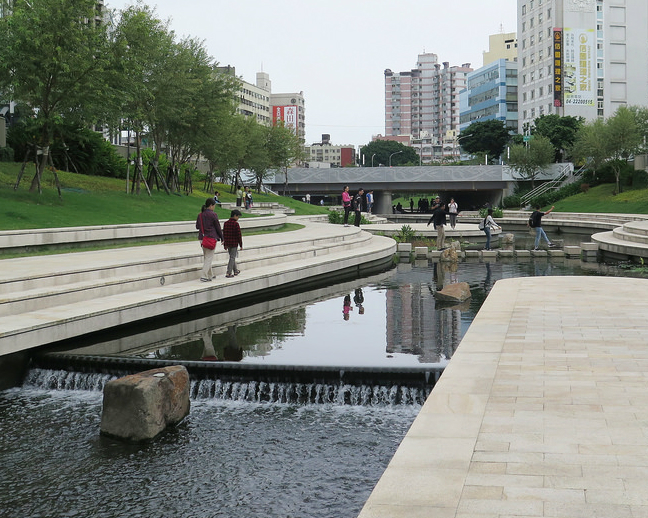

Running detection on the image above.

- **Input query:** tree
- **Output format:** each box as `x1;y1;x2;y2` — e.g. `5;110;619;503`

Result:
532;114;584;161
265;123;304;194
571;118;608;180
604;106;641;194
359;140;418;167
507;135;555;188
0;0;112;193
459;120;510;160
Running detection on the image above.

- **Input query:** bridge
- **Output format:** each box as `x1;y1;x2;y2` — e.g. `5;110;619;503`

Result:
267;164;571;213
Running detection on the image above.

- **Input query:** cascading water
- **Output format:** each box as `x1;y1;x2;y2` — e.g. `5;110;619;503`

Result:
23;368;433;406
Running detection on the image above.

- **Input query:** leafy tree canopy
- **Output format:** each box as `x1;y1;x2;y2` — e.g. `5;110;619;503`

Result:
459;119;510;159
532;114;584;161
359;140;418;167
507;135;555;188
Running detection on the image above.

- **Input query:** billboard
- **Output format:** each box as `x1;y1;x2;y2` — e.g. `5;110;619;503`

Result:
563;28;596;106
553;29;563;107
272;105;298;134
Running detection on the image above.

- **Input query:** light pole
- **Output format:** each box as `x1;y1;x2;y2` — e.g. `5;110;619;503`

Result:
389;150;402;167
454;134;473;161
371;153;376;167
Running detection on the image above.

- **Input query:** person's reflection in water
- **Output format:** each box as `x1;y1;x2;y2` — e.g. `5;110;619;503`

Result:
343;294;353;321
223;324;243;361
433;262;446;289
483;262;493;293
200;329;218;361
353;288;365;315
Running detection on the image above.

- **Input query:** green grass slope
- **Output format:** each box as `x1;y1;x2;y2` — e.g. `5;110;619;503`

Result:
0;163;328;230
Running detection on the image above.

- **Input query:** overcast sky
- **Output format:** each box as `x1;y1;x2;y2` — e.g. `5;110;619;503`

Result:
107;0;517;148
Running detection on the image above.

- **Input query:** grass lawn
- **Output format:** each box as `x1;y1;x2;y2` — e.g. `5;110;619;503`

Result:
0;162;328;230
552;183;648;214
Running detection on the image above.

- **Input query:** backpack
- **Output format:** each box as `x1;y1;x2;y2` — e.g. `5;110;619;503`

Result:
478;218;486;230
528;213;537;228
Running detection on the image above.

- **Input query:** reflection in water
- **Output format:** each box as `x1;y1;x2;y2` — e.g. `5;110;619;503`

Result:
43;258;648;370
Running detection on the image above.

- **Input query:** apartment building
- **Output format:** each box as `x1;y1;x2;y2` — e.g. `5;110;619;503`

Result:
384;53;473;149
517;0;648;132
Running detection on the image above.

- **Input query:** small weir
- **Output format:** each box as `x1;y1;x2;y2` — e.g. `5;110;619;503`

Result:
26;354;443;406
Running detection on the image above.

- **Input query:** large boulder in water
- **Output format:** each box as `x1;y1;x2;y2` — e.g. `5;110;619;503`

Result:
100;365;190;442
434;282;472;303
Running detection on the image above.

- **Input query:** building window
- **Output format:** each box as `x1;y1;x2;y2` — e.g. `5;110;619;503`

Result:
522;5;527;15
522;21;526;32
547;8;551;19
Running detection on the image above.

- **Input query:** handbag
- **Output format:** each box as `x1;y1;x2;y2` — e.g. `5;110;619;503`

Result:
199;214;217;250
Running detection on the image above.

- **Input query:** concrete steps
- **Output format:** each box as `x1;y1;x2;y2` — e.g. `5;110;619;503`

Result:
0;221;396;356
0;226;374;317
592;220;648;261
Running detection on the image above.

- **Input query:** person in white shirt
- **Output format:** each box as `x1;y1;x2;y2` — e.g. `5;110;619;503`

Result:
482;208;501;251
448;198;458;229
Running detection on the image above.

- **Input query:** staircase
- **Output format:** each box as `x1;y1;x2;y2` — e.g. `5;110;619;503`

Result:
520;162;583;206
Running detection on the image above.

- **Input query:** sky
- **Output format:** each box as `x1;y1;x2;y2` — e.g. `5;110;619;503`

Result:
107;0;517;148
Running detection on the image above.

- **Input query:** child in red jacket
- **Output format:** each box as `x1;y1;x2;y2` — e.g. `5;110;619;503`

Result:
223;210;243;278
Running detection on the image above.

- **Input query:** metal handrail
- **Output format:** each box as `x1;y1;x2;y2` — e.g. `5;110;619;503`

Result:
520;163;583;205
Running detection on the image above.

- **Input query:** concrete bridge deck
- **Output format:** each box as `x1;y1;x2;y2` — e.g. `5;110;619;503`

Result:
359;275;648;518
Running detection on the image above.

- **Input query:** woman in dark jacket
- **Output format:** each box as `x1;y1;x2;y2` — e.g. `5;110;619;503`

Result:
196;198;224;282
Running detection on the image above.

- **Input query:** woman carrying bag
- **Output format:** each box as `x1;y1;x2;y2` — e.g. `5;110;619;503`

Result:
481;208;501;251
196;198;224;282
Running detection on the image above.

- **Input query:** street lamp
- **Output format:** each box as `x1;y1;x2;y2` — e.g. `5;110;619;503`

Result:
454;133;473;160
389;150;403;167
371;153;376;167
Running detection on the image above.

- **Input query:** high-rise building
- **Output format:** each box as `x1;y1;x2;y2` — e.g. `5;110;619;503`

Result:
517;0;648;132
384;53;473;149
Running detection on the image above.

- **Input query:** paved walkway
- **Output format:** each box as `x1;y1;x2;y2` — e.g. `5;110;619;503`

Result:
359;275;648;518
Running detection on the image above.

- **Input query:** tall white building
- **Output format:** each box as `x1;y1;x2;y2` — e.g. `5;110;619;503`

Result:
517;0;648;132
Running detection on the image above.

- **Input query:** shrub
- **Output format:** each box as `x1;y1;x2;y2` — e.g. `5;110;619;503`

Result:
502;194;522;208
394;224;419;242
479;207;503;218
0;146;15;162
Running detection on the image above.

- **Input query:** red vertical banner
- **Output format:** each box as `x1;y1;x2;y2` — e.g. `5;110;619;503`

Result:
553;28;563;107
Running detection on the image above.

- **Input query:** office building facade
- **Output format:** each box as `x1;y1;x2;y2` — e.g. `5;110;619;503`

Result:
459;58;519;133
517;0;648;132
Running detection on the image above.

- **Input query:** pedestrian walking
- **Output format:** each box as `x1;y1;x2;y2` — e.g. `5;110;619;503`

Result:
196;198;224;282
223;209;243;278
529;204;555;250
481;208;501;250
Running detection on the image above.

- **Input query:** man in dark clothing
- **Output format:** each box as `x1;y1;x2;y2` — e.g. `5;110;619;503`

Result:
352;188;364;227
529;204;555;250
427;203;447;250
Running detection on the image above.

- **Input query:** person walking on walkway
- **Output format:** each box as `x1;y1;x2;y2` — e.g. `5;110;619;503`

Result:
342;185;352;226
448;198;458;229
366;190;374;214
223;209;243;278
482;208;501;250
529;204;555;250
427;202;447;250
353;188;364;227
196;198;223;282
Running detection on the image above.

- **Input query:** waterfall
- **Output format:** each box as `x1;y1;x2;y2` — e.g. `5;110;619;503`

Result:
22;368;431;406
